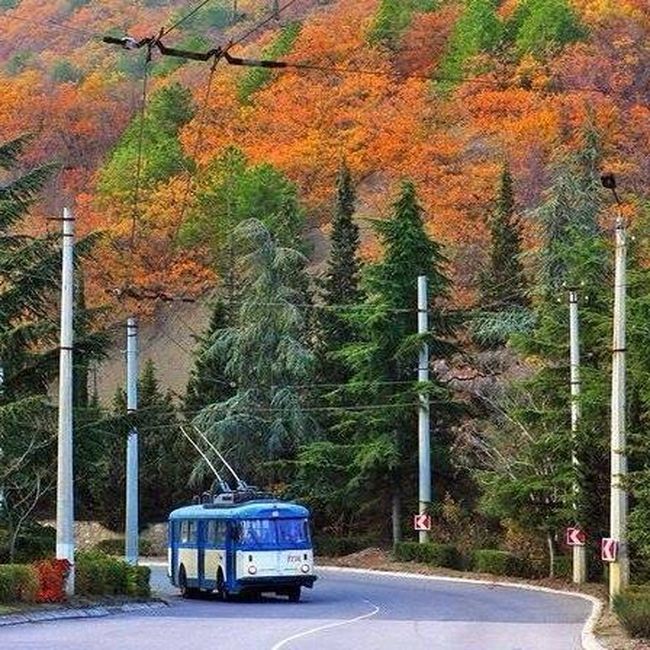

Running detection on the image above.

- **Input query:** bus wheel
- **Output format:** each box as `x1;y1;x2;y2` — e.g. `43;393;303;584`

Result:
179;566;197;599
287;586;301;603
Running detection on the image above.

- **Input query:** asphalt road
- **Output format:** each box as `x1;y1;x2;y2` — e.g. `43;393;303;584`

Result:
0;564;593;650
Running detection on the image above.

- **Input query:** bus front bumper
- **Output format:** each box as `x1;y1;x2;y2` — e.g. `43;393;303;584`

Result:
235;574;317;591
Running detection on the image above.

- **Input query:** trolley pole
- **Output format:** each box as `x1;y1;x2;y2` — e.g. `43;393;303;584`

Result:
56;208;75;595
569;289;587;584
417;275;431;544
606;175;629;598
125;318;139;565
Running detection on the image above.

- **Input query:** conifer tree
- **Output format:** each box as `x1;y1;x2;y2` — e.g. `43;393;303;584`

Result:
338;181;455;544
480;163;528;309
317;164;362;384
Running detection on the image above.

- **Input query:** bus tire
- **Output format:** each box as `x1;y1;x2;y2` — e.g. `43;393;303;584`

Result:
179;566;198;599
288;586;301;603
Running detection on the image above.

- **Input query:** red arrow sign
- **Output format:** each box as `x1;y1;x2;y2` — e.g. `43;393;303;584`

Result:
566;527;586;546
413;514;431;531
601;538;619;562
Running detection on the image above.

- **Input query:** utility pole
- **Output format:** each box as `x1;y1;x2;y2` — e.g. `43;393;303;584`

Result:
568;289;587;584
125;318;139;565
603;173;628;598
56;207;75;595
417;275;431;544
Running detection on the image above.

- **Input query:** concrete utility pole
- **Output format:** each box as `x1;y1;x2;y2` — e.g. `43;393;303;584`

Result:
605;174;629;598
125;318;139;565
417;275;431;544
56;208;75;595
568;289;587;584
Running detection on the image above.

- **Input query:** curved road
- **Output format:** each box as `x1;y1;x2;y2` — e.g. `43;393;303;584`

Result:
0;565;593;649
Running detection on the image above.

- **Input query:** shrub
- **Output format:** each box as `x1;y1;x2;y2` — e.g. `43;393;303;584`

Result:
314;536;379;557
93;538;153;557
613;587;650;638
76;551;149;597
394;542;463;569
0;564;39;603
34;559;70;603
553;555;571;579
472;549;527;576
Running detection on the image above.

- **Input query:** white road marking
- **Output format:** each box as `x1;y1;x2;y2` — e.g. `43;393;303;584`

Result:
270;599;380;650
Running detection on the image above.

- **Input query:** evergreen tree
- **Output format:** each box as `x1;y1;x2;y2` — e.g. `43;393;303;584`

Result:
338;181;456;544
0;136;58;558
317;164;362;384
185;299;234;417
480;163;528;309
195;219;314;484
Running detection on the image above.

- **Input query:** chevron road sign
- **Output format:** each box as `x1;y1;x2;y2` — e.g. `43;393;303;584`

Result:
413;514;432;531
601;538;619;562
566;527;586;547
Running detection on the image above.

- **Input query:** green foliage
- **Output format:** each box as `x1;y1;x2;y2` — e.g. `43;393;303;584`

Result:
553;555;571;579
75;551;150;597
238;22;302;104
0;565;39;604
172;0;234;31
394;542;462;569
507;0;586;57
5;51;33;76
438;0;502;86
0;524;56;564
183;147;305;265
93;538;154;557
195;220;314;484
50;59;83;84
368;0;439;48
98;83;195;197
472;549;526;576
613;587;650;638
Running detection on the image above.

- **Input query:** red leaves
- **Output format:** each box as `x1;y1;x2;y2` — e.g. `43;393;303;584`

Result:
34;559;70;603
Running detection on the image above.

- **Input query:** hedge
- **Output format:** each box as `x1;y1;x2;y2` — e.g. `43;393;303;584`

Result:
394;542;462;570
93;538;154;557
472;550;527;577
613;586;650;638
314;536;379;557
0;564;39;604
76;551;150;598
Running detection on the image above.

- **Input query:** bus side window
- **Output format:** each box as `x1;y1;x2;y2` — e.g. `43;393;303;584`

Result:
188;520;197;544
180;521;190;544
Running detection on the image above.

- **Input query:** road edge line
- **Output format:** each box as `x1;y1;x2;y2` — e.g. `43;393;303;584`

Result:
319;565;605;650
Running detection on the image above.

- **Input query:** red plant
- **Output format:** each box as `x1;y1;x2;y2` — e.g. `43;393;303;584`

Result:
34;559;71;603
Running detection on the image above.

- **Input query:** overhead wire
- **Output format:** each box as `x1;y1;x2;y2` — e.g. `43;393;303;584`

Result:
161;0;217;37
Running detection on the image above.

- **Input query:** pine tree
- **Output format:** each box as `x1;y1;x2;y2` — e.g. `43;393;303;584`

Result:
195;219;315;485
317;163;362;384
480;163;528;309
185;300;234;417
338;181;456;544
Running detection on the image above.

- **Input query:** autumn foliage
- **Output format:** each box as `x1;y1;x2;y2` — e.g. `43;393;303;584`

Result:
0;0;647;310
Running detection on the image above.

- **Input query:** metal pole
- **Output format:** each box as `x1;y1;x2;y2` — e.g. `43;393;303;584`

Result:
125;318;139;565
569;290;587;584
56;208;75;595
610;211;628;598
418;275;431;544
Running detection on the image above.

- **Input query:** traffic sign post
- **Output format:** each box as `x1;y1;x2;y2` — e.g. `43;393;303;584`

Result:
413;514;431;532
602;538;619;563
566;527;586;547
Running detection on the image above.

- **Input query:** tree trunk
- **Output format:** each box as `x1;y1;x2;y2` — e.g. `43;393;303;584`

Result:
391;483;401;546
547;531;555;578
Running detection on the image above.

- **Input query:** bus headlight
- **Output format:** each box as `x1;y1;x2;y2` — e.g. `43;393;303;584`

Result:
301;564;310;574
248;565;258;575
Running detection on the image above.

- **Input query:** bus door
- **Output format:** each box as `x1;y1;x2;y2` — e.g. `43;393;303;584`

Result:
225;521;237;589
169;521;180;584
198;521;206;589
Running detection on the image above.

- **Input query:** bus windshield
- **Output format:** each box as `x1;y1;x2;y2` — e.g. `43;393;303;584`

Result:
238;518;310;549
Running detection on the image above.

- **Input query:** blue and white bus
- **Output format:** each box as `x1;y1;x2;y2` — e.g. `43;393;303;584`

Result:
168;492;317;602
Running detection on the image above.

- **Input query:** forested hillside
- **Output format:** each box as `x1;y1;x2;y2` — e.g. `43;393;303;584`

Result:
0;0;647;303
2;0;650;595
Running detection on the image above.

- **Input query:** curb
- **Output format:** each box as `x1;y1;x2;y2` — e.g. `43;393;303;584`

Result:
319;565;605;650
0;600;168;628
